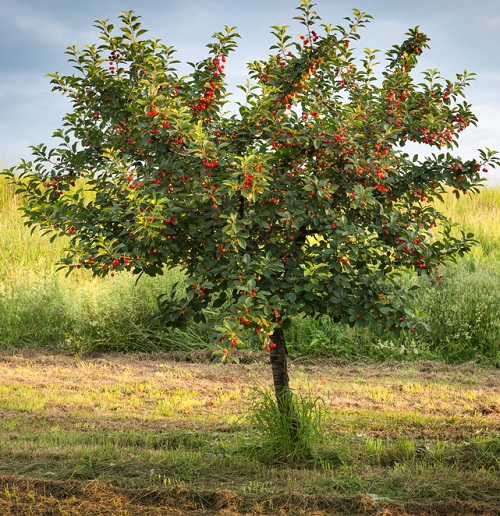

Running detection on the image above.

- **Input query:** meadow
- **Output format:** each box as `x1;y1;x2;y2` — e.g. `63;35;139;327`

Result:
0;176;499;514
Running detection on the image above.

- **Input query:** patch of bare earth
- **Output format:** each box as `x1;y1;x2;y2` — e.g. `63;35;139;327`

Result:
1;475;498;515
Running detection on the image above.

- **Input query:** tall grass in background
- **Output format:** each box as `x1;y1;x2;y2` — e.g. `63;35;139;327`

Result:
436;187;500;260
396;188;499;362
0;176;499;362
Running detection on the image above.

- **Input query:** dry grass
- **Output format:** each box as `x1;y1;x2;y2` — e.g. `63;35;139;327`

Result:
0;351;498;438
435;186;500;259
1;475;498;515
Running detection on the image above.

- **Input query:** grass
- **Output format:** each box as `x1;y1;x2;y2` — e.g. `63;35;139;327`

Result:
435;186;500;260
0;351;498;514
246;386;325;462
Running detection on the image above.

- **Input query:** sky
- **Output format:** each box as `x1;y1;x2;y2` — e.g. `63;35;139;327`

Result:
1;0;500;183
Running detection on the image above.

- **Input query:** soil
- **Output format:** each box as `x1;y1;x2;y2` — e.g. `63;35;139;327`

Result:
1;474;498;515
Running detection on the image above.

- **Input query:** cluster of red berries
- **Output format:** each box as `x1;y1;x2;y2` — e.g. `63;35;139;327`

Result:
192;285;207;296
202;158;218;169
147;105;158;117
376;183;390;193
411;189;430;202
108;51;121;74
163;214;177;225
238;287;258;298
210;56;226;76
242;174;254;189
299;30;319;46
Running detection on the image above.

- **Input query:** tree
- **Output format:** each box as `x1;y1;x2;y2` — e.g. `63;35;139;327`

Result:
5;1;498;421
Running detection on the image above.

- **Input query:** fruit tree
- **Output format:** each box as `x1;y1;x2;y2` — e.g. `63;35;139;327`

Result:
5;1;498;416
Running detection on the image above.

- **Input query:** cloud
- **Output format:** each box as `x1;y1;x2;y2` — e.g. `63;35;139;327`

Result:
1;2;78;48
1;0;499;184
484;16;500;28
0;73;48;99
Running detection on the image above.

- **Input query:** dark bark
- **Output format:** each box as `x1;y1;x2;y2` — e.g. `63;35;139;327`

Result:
269;325;299;441
238;192;245;220
269;326;289;397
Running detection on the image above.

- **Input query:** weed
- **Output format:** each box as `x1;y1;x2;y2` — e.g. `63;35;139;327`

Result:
67;453;97;480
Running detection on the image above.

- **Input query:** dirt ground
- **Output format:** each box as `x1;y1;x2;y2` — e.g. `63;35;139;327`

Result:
1;474;498;515
1;348;498;438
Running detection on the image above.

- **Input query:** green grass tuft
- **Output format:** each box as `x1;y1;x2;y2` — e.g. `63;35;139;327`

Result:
246;387;325;462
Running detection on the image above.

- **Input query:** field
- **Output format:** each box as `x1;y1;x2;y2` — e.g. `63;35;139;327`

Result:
1;350;499;515
0;177;499;514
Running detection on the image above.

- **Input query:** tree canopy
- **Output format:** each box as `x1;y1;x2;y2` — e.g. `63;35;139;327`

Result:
6;1;498;387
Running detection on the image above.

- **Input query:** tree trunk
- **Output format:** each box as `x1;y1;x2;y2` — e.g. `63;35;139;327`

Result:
269;325;298;441
269;326;289;398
